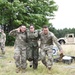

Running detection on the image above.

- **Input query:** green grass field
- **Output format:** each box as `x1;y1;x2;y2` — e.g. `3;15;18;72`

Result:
0;46;75;75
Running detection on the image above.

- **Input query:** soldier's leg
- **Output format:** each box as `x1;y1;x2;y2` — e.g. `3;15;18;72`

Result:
40;49;47;67
14;47;21;72
26;46;33;61
1;43;5;54
21;48;27;70
32;47;38;69
46;49;53;70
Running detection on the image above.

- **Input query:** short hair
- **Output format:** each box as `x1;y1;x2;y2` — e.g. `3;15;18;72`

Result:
20;24;25;27
43;25;48;28
29;24;35;28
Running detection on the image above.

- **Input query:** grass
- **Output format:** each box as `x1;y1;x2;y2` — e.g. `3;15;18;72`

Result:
0;45;75;75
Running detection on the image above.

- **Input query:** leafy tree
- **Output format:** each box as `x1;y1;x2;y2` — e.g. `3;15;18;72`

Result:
56;28;75;38
0;0;58;31
0;0;58;45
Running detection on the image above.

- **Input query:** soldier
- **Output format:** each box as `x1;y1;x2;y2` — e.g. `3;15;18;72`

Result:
0;29;6;54
26;25;40;69
9;25;27;73
40;25;63;70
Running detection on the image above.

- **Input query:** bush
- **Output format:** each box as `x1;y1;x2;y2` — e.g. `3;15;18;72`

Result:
6;33;15;46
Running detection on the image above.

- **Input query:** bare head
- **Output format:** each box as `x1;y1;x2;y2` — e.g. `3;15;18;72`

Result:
29;24;35;32
42;25;49;34
20;25;26;32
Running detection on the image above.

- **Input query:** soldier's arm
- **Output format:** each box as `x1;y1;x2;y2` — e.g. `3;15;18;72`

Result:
9;28;19;36
51;32;63;52
4;33;6;42
2;33;6;43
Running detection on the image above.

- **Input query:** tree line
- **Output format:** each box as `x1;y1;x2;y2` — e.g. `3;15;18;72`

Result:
50;26;75;38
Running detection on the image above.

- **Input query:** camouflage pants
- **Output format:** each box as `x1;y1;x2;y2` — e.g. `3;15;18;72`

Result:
40;46;53;68
14;46;27;69
0;42;5;53
26;42;38;61
26;42;39;69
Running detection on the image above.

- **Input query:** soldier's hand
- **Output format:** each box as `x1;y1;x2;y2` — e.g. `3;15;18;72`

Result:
16;28;20;32
59;53;64;61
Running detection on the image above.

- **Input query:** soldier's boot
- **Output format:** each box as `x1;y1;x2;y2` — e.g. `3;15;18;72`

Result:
48;66;52;70
46;62;52;70
2;50;5;55
33;63;38;69
33;59;38;69
21;68;26;73
47;66;52;74
16;68;21;73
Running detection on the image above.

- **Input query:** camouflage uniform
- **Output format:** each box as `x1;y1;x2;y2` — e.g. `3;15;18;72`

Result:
40;31;62;69
9;29;27;69
0;31;6;54
26;30;39;69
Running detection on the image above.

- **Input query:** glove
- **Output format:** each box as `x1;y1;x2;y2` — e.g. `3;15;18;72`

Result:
59;53;64;61
60;53;64;58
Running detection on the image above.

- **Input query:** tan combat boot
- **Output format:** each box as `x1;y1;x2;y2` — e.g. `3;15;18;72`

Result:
16;68;21;73
2;50;5;55
21;68;26;73
47;67;52;74
47;65;52;70
48;67;51;70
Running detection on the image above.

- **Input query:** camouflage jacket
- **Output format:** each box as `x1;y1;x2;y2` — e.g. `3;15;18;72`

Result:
27;30;40;45
40;31;62;51
9;29;27;48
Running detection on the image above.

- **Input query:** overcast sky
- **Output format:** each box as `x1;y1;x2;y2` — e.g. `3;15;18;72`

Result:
51;0;75;29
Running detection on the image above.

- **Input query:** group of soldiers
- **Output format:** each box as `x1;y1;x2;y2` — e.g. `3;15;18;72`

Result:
0;25;63;73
